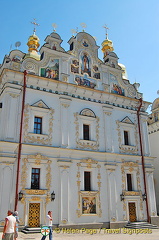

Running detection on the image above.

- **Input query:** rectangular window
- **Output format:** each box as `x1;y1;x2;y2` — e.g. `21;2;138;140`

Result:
124;130;129;145
31;168;40;189
83;124;90;140
34;117;42;134
84;171;91;191
127;173;132;191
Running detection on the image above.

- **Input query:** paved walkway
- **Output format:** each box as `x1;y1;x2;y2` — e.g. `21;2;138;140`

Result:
1;228;159;240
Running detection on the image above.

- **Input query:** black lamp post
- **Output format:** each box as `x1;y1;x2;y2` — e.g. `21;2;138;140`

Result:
120;193;125;201
142;193;147;201
18;191;23;201
51;191;55;201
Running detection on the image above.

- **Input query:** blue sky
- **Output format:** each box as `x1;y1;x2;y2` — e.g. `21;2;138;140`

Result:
0;0;159;110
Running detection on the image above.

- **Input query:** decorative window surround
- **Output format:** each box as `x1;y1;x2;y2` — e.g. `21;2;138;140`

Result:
20;154;52;204
76;160;102;218
116;117;138;154
23;103;54;145
74;110;99;150
121;161;143;221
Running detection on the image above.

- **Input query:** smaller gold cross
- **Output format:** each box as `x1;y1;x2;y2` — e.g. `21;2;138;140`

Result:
31;18;40;34
103;24;109;39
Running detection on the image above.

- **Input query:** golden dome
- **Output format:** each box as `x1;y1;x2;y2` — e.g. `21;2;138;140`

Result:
25;32;40;60
101;38;114;57
27;32;40;52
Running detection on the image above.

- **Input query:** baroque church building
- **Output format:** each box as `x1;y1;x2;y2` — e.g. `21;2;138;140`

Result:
0;27;158;229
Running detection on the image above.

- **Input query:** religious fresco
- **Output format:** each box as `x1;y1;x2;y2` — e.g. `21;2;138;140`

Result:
12;55;21;62
81;53;91;77
71;59;79;74
82;196;96;214
93;65;100;79
110;73;124;96
41;59;59;80
75;75;96;89
82;40;89;47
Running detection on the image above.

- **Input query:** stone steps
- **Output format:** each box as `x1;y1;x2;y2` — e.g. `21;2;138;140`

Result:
125;222;159;229
21;228;41;234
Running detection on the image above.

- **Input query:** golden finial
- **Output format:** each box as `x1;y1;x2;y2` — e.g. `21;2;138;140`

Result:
31;18;40;34
103;24;109;39
80;23;87;32
52;23;57;32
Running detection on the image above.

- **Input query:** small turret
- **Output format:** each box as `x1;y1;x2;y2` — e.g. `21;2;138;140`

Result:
101;25;114;61
25;19;40;60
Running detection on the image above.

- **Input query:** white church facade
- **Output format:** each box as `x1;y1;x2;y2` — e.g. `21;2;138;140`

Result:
0;27;158;228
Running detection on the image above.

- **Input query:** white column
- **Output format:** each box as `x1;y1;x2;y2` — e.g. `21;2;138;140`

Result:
60;98;71;147
105;164;118;221
58;161;71;224
145;168;157;216
102;107;113;152
61;170;69;222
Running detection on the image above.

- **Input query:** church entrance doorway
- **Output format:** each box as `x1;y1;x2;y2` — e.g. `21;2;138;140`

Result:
28;203;40;227
128;202;137;222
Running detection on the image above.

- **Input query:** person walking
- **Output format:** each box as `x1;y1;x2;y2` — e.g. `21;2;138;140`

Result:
2;210;16;240
13;211;20;240
41;211;53;240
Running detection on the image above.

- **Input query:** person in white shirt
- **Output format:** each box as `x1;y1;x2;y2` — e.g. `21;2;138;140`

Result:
41;211;53;240
2;210;16;240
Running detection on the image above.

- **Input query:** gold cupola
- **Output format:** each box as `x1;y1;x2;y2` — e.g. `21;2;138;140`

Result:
101;25;114;58
27;32;40;52
25;31;40;60
101;38;114;57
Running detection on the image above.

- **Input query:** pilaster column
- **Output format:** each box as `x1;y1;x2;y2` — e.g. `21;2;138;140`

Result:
60;98;71;147
58;160;71;224
145;167;157;216
103;106;113;152
105;164;117;221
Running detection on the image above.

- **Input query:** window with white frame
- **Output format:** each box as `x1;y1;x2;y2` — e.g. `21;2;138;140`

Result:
74;109;99;150
79;109;96;142
116;116;138;154
23;101;54;145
